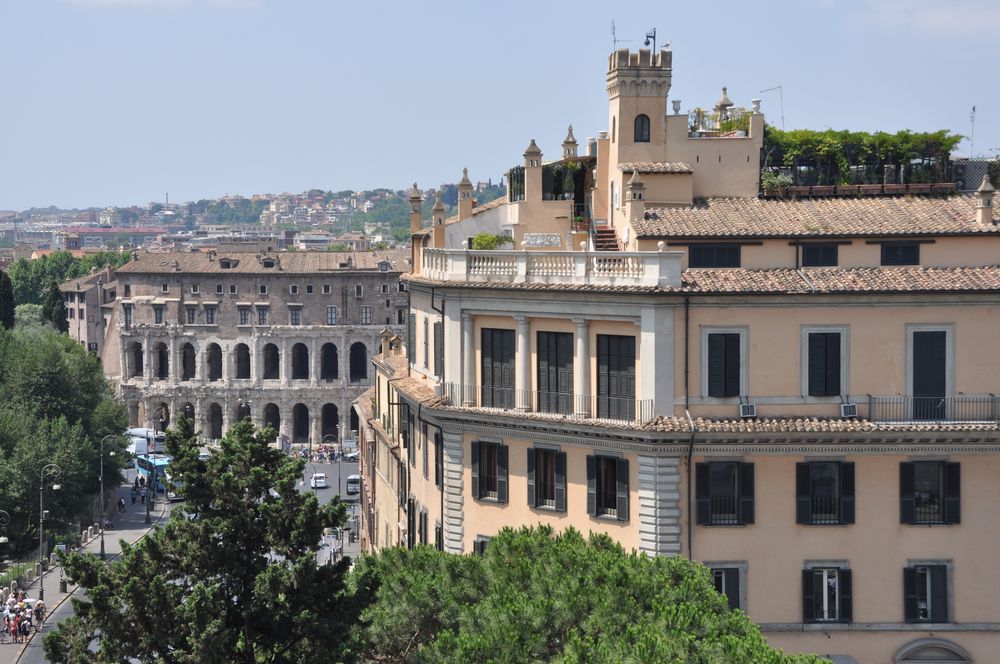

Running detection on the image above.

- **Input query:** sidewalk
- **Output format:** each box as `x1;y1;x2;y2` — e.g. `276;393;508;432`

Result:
1;485;167;664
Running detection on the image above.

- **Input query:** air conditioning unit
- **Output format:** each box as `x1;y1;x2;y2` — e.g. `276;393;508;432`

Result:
739;403;757;419
840;403;858;418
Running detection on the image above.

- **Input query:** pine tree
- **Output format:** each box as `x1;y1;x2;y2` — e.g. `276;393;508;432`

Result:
41;281;68;333
0;269;14;330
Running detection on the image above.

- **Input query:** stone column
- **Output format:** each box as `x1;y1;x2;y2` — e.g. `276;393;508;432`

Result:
170;335;180;383
441;430;465;554
280;339;290;386
461;314;474;405
310;411;322;447
222;403;232;437
279;404;292;442
310;338;319;386
573;318;591;417
120;343;129;381
144;342;153;386
221;343;231;382
194;400;204;434
515;315;531;411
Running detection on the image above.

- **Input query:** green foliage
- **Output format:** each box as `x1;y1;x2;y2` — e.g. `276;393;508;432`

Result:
14;303;43;329
0;270;14;330
6;250;132;306
42;282;69;332
44;418;358;664
761;171;793;191
349;526;828;663
186;198;269;225
988;160;1000;188
470;233;512;250
327;242;352;252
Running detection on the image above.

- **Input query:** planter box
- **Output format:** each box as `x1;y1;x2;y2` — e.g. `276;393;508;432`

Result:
907;183;931;194
787;186;811;197
836;185;860;196
931;182;957;194
810;185;835;196
882;184;906;194
859;184;883;195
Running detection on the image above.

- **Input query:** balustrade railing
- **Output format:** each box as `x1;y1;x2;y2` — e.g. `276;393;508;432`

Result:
867;395;999;423
443;383;653;425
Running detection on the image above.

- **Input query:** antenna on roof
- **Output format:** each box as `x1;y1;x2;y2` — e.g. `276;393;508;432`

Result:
759;85;785;130
611;21;633;50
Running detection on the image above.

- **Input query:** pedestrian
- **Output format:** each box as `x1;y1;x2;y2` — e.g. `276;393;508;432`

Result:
118;497;126;513
140;489;145;504
131;486;137;504
139;476;146;489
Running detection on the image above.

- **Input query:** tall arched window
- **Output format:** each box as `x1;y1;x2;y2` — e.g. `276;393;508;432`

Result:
634;114;650;142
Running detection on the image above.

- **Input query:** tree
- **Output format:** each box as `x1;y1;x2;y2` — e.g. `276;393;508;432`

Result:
42;282;69;333
14;303;43;329
0;269;14;330
44;418;360;664
349;526;828;663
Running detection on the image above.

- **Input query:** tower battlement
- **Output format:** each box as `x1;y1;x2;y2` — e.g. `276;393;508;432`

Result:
606;48;672;99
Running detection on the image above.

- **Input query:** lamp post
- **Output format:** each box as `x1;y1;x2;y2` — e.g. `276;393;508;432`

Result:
322;433;340;496
0;509;10;546
146;418;164;525
39;463;62;602
99;434;118;560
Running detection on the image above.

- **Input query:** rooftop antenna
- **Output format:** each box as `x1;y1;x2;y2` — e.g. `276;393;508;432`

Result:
611;21;633;50
970;105;976;157
759;85;785;130
644;28;656;51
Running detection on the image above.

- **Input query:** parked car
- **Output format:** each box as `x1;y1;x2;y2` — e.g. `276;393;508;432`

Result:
343;450;360;462
346;474;361;496
310;473;328;489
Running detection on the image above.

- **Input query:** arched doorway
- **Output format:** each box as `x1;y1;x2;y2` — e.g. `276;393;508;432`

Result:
349;342;367;383
292;403;309;443
263;343;280;380
182;402;195;421
291;343;309;380
207;403;223;440
154;402;170;432
349;407;359;437
206;343;222;381
321;343;338;381
181;342;196;380
321;403;339;438
154;342;169;380
263;403;280;434
128;341;143;377
234;343;251;379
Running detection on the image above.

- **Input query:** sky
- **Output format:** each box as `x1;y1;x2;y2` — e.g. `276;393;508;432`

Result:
1;0;998;211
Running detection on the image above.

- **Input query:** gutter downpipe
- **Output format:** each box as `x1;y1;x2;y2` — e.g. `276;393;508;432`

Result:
417;401;445;550
686;409;697;561
684;297;690;409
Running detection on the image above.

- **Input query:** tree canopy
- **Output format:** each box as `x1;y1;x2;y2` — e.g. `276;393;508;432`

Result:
0;270;14;330
42;281;69;332
6;250;132;306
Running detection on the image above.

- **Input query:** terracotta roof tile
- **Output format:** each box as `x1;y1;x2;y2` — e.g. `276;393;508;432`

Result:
642;416;1000;434
618;161;694;174
117;250;410;275
636;195;999;238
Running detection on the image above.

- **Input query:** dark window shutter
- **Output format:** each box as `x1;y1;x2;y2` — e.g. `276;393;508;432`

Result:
707;334;726;397
526;448;536;507
802;570;816;623
839;462;855;524
554;452;567;512
433;321;444;378
557;333;573;415
597;336;609;414
496;444;509;504
825;333;841;396
724;568;740;610
695;463;711;525
739;462;755;525
406;498;415;549
930;565;948;622
481;330;493;403
434;433;442;487
470;440;480;499
839;569;853;623
537;332;551;407
615;457;629;522
586;455;596;516
903;566;919;622
807;334;826;397
408;313;416;360
944;462;961;524
795;462;811;524
724;334;740;397
899;462;915;524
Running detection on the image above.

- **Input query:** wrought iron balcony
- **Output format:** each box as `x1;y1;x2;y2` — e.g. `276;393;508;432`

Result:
867;395;999;424
443;383;654;426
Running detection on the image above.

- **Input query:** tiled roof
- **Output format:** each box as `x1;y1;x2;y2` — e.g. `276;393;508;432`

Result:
618;161;694;174
635;195;999;238
117;250;410;275
642;416;1000;434
444;196;508;224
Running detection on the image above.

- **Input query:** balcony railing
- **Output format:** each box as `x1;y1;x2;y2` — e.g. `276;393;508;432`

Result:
867;395;1000;424
808;496;840;525
707;496;740;526
421;248;682;289
443;383;654;425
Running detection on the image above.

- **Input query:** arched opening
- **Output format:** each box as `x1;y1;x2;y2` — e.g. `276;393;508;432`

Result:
349;408;359;437
154;342;169;380
207;403;223;440
234;343;251;379
181;342;196;380
292;403;309;443
263;403;280;434
634;114;650;142
895;638;971;663
206;343;223;381
263;343;280;380
182;402;195;421
154;402;170;433
128;342;143;377
321;343;338;381
349;342;368;383
236;400;251;422
321;403;339;438
291;343;309;380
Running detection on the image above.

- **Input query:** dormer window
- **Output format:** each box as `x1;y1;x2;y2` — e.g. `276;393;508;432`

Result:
259;284;268;295
219;258;236;269
634;114;650;143
160;283;169;293
378;261;390;272
190;283;199;294
262;259;276;268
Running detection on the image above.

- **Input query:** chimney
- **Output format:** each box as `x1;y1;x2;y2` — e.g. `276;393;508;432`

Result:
523;140;543;202
408;182;423;234
975;174;995;225
624;169;646;224
457;169;475;220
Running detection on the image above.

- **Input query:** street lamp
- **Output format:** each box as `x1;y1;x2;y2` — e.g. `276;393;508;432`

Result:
39;463;62;602
146;419;164;525
322;433;341;496
99;435;119;560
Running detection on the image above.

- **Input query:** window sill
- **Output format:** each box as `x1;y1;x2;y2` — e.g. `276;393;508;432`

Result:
905;521;954;527
531;504;564;514
474;496;506;506
701;522;747;528
592;512;624;522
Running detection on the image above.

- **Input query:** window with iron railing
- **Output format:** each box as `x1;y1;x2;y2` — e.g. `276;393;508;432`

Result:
796;461;855;525
696;461;754;526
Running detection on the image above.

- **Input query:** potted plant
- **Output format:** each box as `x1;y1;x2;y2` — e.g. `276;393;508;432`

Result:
761;171;792;197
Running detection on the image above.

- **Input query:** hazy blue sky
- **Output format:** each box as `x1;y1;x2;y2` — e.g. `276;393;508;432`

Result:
1;0;997;210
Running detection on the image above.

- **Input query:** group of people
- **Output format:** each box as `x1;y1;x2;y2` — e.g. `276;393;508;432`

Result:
294;445;342;464
130;476;152;505
1;591;45;644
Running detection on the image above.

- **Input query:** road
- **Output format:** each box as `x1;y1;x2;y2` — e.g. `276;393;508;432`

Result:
296;459;362;564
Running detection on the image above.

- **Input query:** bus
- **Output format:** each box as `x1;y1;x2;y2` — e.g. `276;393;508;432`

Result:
126;428;166;456
135;454;175;498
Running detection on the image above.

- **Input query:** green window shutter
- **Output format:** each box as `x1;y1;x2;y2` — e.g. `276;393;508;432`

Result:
738;462;755;525
470;440;480;499
615;457;629;521
903;566;919;622
944;462;961;524
802;570;816;623
930;565;948;622
554;452;567;512
899;462;915;524
839;462;855;524
526;448;536;507
695;463;711;524
839;569;853;623
433;320;444;378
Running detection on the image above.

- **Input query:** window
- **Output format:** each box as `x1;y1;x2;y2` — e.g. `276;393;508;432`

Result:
537;332;574;415
806;332;842;397
205;307;216;325
710;566;743;611
258;284;268;295
290;308;301;326
433;432;443;488
69;308;76;320
306;284;314;294
695;461;754;526
471;441;508;503
801;244;838;267
220;259;232;269
239;308;250;325
88;342;98;352
433;321;444;378
882;242;920;266
634;114;650;142
421;424;429;480
597;334;636;420
153;305;163;324
689;244;741;268
435;521;443;551
481;329;515;408
186;307;196;324
381;284;389;294
123;304;132;329
384;299;390;308
398;282;406;292
262;259;275;268
190;283;199;294
216;284;223;295
326;306;338;325
473;536;491;555
527;447;566;511
160;283;169;293
900;461;960;525
397;309;405;325
706;332;742;398
290;284;299;295
322;284;331;294
123;284;131;298
257;307;269;326
408;314;416;358
229;285;238;295
423;317;429;369
904;564;949;623
803;567;852;623
418;508;428;546
587;455;628;520
355;284;363;299
796;461;855;525
361;305;372;325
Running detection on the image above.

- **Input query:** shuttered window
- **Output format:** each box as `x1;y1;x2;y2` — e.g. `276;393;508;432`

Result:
881;242;919;265
695;461;754;526
707;333;741;398
586;455;628;521
422;317;429;369
527;448;566;511
433;432;442;488
537;332;574;415
471;440;508;503
807;332;841;397
711;567;741;610
900;461;960;525
801;244;838;267
433;320;444;378
597;335;636;420
803;568;852;623
904;565;949;623
407;313;416;362
481;329;515;408
796;461;855;525
689;244;741;268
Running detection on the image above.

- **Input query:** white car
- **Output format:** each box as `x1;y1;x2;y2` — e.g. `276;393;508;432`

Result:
310;473;328;489
343;451;360;462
